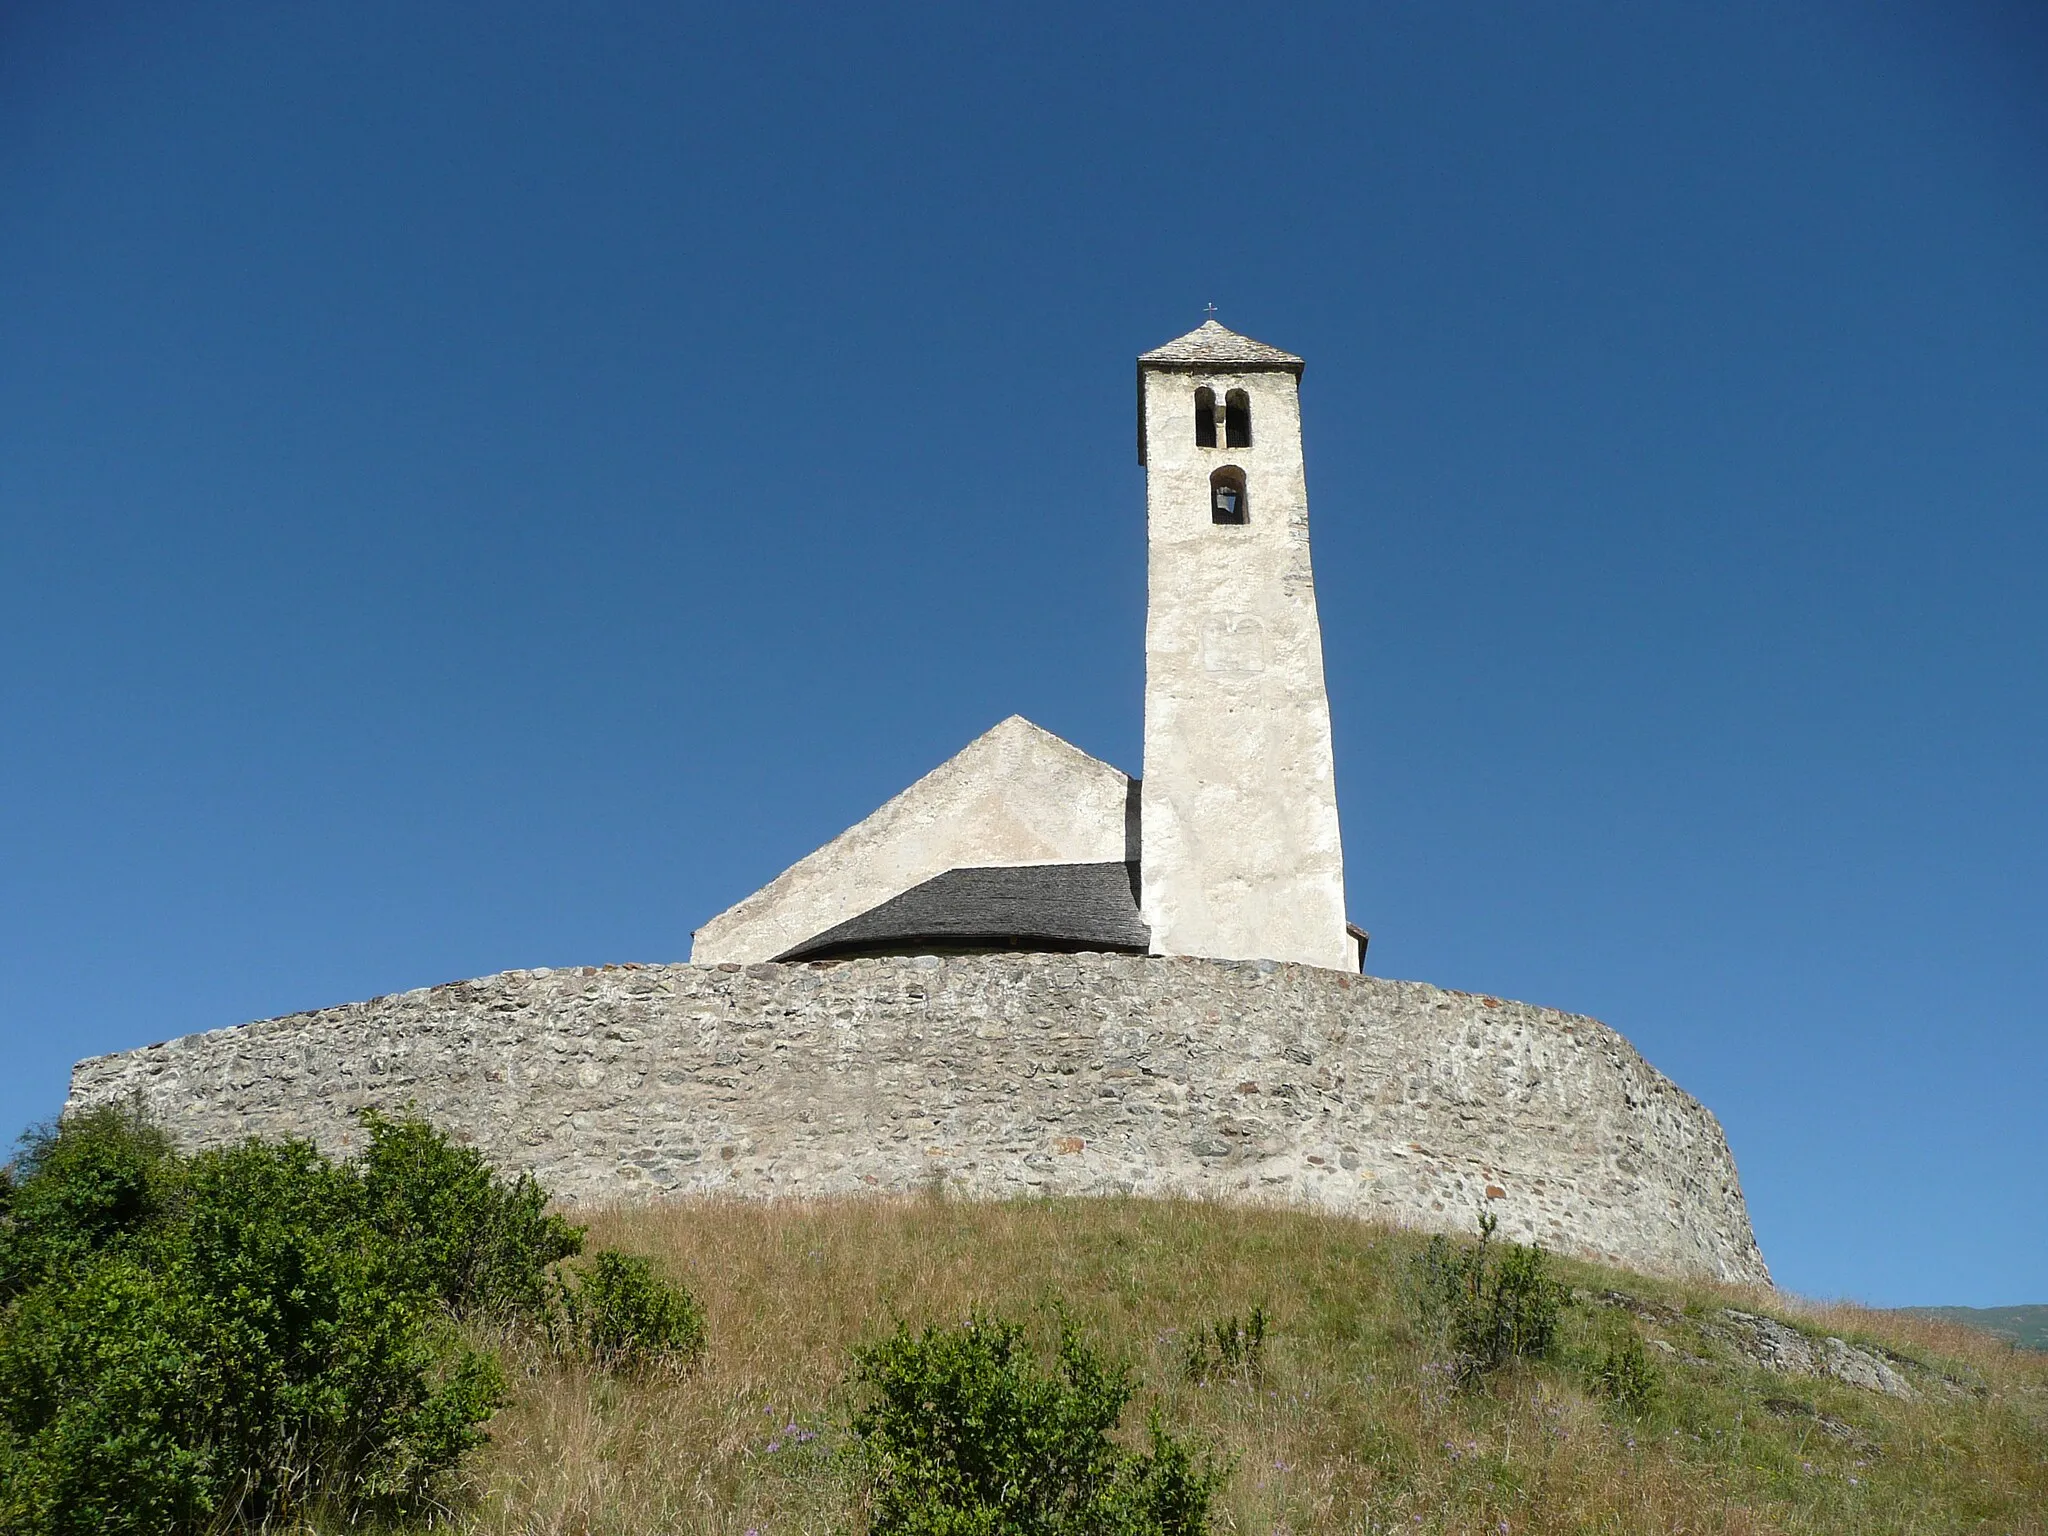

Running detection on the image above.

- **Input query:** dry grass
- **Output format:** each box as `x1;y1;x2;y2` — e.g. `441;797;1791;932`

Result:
429;1197;2046;1536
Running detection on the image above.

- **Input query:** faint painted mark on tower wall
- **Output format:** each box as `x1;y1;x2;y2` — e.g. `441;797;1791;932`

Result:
1201;615;1266;676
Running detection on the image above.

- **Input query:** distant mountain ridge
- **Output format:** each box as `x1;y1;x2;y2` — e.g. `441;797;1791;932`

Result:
1900;1305;2048;1350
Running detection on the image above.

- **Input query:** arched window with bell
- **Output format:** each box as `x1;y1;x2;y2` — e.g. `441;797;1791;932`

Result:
1225;389;1252;448
1210;466;1248;525
1193;386;1218;447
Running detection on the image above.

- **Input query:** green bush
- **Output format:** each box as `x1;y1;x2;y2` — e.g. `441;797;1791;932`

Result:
1593;1328;1658;1414
0;1104;179;1303
559;1250;706;1374
850;1311;1224;1536
353;1109;584;1321
1411;1211;1561;1385
0;1107;586;1534
1179;1304;1268;1384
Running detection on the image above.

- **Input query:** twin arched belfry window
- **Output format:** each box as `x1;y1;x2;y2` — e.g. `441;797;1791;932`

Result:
1192;387;1253;449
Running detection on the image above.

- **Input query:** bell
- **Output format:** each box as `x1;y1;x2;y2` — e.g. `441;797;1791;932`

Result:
1216;488;1239;518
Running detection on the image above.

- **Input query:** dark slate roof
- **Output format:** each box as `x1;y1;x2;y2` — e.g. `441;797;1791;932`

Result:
1138;320;1304;374
775;863;1149;963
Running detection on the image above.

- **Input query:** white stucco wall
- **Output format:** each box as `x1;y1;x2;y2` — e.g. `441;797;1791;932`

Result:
1139;365;1352;971
691;716;1136;964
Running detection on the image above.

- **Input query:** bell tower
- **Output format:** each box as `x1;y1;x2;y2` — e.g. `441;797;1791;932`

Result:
1137;321;1354;971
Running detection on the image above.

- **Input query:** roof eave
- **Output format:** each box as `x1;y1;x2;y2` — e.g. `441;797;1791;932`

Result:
1136;356;1306;376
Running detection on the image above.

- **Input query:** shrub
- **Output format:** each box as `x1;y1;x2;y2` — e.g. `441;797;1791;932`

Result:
353;1109;584;1321
0;1109;586;1534
559;1250;707;1373
1179;1304;1268;1384
850;1310;1224;1536
1411;1211;1561;1385
1593;1328;1658;1414
0;1104;179;1303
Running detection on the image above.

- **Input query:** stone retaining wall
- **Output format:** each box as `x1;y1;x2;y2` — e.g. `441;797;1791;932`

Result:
66;954;1769;1285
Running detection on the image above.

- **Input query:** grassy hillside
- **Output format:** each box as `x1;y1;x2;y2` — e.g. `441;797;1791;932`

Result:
1901;1306;2048;1352
450;1198;2048;1536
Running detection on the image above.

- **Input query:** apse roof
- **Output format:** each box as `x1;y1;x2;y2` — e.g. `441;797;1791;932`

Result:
773;861;1149;963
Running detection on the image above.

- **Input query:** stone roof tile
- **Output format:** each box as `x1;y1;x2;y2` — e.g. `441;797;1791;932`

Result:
1138;319;1304;373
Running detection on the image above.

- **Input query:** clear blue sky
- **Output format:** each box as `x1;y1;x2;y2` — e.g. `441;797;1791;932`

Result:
2;2;2042;1307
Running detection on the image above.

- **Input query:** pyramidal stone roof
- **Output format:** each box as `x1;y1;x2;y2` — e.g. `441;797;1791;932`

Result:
1138;319;1304;374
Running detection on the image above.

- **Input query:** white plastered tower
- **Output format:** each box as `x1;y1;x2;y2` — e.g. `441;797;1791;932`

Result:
1137;321;1354;971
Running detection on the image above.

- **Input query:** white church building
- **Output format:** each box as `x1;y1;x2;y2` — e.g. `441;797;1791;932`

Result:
70;321;1770;1283
692;320;1364;974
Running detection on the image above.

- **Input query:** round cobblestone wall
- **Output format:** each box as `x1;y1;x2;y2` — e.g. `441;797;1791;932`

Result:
67;953;1768;1285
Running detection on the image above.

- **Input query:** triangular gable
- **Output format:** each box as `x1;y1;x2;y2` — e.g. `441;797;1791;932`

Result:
691;716;1137;964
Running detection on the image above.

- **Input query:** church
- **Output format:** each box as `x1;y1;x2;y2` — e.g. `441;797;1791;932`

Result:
70;320;1770;1283
691;320;1364;974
